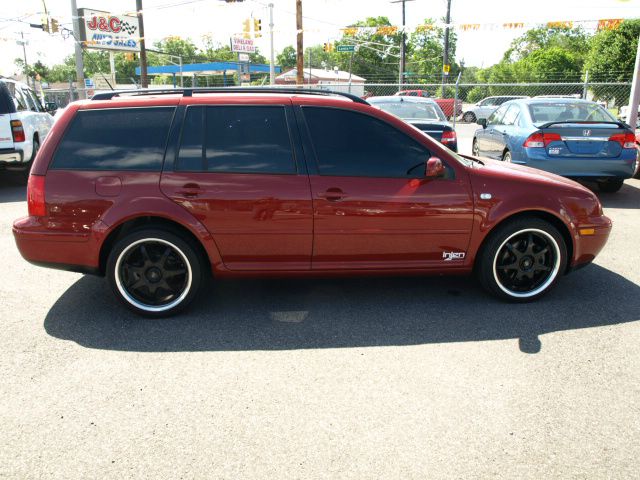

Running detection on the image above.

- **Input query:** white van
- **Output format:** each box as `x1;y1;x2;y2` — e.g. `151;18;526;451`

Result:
0;78;54;177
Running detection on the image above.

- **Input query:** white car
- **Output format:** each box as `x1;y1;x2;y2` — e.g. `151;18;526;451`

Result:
460;95;529;123
0;78;54;177
619;104;640;127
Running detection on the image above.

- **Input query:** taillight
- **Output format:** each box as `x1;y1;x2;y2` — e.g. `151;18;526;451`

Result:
441;130;457;144
27;175;46;217
609;132;636;149
523;132;561;148
10;120;25;143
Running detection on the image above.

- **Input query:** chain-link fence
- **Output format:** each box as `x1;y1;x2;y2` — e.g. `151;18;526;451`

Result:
44;80;633;121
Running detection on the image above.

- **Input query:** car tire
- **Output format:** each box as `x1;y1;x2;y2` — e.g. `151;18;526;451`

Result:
597;178;624;193
472;139;480;157
463;112;476;123
476;217;567;302
634;145;640;179
502;150;512;163
106;228;205;317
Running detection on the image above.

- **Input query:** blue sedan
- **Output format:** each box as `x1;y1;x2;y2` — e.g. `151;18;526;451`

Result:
472;98;638;192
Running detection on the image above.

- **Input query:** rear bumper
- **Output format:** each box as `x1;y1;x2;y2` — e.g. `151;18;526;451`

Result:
0;148;24;166
13;215;102;274
521;148;637;178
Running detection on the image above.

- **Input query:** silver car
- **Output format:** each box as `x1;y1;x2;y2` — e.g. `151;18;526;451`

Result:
461;95;528;123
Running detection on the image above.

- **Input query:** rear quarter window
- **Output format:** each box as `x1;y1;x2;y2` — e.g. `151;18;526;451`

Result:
0;82;16;114
51;107;175;170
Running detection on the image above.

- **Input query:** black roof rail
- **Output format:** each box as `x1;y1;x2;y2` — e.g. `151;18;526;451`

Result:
91;87;369;105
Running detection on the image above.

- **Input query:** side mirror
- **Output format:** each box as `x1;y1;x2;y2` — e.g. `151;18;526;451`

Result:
45;102;58;113
425;157;445;178
477;118;487;128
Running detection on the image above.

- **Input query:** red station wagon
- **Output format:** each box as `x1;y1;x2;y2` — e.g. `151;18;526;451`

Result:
13;88;612;316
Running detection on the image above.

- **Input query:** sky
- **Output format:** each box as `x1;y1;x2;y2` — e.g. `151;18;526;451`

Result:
1;0;639;78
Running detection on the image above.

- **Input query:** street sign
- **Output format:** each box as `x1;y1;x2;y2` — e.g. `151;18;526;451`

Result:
93;76;113;90
84;78;94;88
231;37;256;53
443;64;451;74
336;45;355;52
78;8;140;52
238;53;250;62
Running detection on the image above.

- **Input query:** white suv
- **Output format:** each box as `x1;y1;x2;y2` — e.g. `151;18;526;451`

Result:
0;78;54;177
461;95;529;123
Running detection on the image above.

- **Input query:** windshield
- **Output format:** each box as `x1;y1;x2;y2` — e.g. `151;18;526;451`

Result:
373;101;445;121
528;102;616;124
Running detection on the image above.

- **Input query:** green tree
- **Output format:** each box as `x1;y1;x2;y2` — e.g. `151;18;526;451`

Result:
277;45;297;71
586;19;640;104
503;26;590;65
337;16;403;85
406;19;458;83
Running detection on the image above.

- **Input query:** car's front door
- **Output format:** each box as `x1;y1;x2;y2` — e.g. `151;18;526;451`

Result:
160;103;313;271
298;106;474;270
492;104;521;158
481;105;510;159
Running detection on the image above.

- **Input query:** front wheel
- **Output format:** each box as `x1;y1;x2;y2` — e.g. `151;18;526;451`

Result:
106;228;205;317
463;112;476;123
502;150;512;163
472;139;480;157
597;178;624;193
476;218;567;302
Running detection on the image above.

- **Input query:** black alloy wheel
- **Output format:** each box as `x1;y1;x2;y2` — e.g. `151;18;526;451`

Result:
477;218;567;302
107;228;204;317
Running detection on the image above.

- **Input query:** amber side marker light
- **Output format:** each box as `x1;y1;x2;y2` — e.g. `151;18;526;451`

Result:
579;228;595;236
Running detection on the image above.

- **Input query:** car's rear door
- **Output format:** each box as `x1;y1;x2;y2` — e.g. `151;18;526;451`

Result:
297;104;473;270
477;105;509;158
493;104;521;156
160;100;313;271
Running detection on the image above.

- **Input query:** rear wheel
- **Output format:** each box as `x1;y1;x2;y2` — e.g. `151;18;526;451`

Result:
477;217;567;302
634;145;640;179
472;139;480;157
463;112;476;123
597;178;624;193
502;150;512;163
106;228;205;317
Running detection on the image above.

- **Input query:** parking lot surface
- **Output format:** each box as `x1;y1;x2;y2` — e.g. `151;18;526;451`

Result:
1;143;640;477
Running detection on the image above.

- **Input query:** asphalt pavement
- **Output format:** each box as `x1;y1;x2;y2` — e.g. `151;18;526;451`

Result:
1;133;639;478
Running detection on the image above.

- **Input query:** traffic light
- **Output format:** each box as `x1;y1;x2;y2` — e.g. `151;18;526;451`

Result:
253;19;262;38
323;43;334;53
242;18;251;39
50;18;59;33
124;52;135;62
41;16;49;33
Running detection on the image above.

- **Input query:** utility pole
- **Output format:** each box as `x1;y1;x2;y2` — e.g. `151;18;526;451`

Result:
296;0;303;85
17;32;30;88
136;0;148;88
441;0;452;97
628;34;640;132
269;3;275;85
70;0;86;99
391;0;414;89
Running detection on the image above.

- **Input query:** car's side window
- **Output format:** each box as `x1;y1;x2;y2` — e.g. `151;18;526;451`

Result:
26;89;44;112
13;87;28;111
302;107;431;178
51;107;175;170
22;88;37;111
487;105;509;125
176;105;295;174
501;105;520;126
